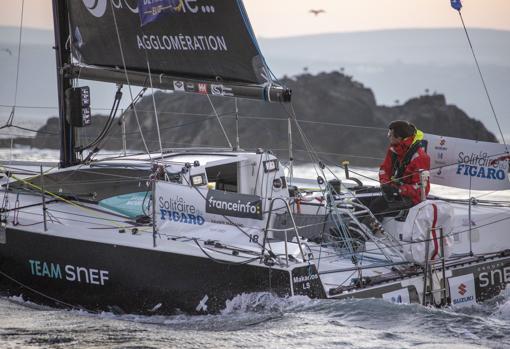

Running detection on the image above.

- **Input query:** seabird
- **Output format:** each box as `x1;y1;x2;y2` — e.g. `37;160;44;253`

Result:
309;9;325;16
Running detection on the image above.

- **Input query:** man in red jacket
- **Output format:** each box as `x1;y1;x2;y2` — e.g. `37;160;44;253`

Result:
369;120;430;224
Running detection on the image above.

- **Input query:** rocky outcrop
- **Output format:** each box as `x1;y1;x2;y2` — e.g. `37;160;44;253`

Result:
27;71;497;166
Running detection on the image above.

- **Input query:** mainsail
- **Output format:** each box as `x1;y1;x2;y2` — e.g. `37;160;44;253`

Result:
66;0;290;102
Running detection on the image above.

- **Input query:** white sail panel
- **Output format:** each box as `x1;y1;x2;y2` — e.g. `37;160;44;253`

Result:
425;133;510;190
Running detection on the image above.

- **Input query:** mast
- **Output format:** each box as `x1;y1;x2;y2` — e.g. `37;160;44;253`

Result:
52;0;77;168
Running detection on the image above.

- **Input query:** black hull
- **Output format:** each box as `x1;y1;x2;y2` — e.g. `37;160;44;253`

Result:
2;227;507;314
0;228;323;314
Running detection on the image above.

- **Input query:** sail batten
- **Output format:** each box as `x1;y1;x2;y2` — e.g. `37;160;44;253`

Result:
67;0;288;101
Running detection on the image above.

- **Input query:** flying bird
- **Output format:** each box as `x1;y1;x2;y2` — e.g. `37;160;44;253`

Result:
309;9;325;16
0;48;12;56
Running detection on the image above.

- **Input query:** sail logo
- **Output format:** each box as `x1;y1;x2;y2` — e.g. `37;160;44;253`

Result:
82;0;217;19
159;195;205;225
206;190;263;220
82;0;108;17
139;0;218;25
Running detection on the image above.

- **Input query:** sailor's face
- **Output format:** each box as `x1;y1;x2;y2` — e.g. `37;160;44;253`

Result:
387;129;402;145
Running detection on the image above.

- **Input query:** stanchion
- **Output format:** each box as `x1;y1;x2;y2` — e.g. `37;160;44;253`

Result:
40;165;47;231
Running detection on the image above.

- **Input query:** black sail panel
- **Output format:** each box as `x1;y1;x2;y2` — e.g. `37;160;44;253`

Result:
67;0;270;85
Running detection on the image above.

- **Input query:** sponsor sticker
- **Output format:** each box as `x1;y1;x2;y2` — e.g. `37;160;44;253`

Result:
158;194;205;225
425;133;510;190
198;83;208;94
206;190;263;220
291;265;325;298
448;274;476;308
185;82;196;92
478;263;510;288
211;84;223;95
173;80;185;92
138;0;184;26
28;259;109;286
382;288;411;304
210;84;233;96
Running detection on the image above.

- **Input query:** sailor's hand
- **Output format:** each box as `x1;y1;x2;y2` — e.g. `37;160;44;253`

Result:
381;184;400;199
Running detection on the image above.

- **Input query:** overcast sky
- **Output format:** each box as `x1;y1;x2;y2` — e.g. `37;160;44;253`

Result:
1;0;509;37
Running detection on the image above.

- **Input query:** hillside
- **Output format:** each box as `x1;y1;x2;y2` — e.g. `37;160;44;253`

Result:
1;27;509;140
26;71;496;167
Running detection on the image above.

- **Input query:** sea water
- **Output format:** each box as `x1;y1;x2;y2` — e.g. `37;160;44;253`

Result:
1;150;510;348
0;291;509;348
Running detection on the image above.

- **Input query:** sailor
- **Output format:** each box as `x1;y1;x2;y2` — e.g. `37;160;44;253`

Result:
366;120;431;228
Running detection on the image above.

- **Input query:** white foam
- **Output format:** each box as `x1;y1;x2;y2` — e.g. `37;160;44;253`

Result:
495;300;510;320
221;292;314;315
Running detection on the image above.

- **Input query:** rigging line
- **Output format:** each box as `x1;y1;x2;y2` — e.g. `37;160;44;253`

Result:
360;214;510;256
235;98;240;150
8;0;25;127
120;114;216;135
457;10;507;150
319;147;510;190
321;158;381;184
109;2;151;158
0;103;230;118
286;103;386;261
0;268;95;313
239;115;388;132
192;239;261;266
179;174;273;255
143;52;164;157
381;149;510;186
0;167;128;229
291;149;384;161
79;85;123;155
117;111;214;135
0;104;58;110
16;209;125;229
46;208;129;224
6;125;59;135
207;95;233;149
289;105;324;178
289;104;358;256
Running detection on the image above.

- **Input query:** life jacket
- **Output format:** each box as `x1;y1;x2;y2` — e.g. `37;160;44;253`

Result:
390;130;428;184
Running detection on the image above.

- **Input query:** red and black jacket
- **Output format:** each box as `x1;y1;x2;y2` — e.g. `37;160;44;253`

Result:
379;133;431;204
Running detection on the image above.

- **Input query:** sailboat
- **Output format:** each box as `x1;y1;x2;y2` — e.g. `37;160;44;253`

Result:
0;0;509;315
